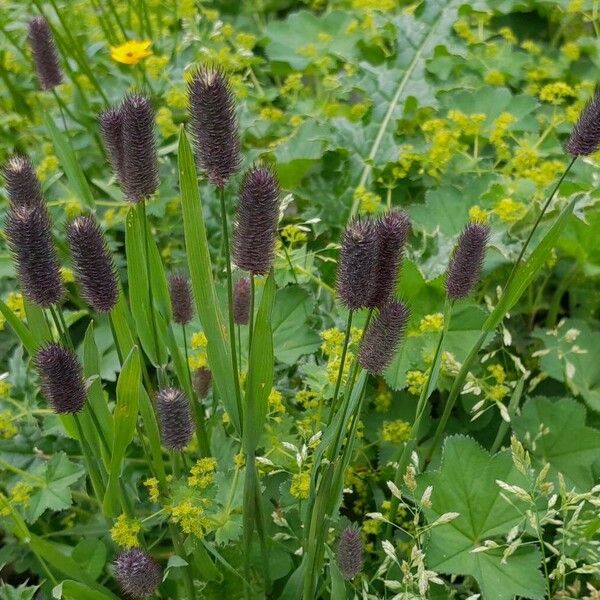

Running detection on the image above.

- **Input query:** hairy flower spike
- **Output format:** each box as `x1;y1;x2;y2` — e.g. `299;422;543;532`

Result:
3;155;44;208
168;274;194;325
188;66;241;186
233;277;251;325
5;204;63;307
99;107;126;186
67;216;118;313
34;344;86;414
193;367;212;400
156;387;194;451
28;17;63;91
566;87;600;156
337;526;363;580
336;217;379;311
446;222;489;300
359;300;410;375
371;209;411;307
233;166;280;275
114;549;161;599
120;93;159;202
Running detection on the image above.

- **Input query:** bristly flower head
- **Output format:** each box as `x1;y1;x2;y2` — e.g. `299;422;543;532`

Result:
188;66;241;187
114;548;161;599
99;107;126;186
371;209;411;308
28;17;63;91
3;155;44;208
34;344;86;414
446;222;489;300
337;526;363;580
5;204;63;307
156;387;194;451
233;165;280;275
336;217;379;311
359;300;410;375
566;87;600;156
67;216;118;313
120;93;159;202
193;367;212;400
233;277;251;325
168;274;194;326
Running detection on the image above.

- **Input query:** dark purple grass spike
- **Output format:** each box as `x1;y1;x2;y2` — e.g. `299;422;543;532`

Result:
3;155;44;208
114;549;161;599
566;87;600;156
233;277;251;325
28;17;63;91
168;273;194;326
193;367;212;400
337;526;363;580
156;387;194;451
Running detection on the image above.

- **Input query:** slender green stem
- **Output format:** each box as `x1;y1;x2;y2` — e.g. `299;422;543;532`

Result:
248;274;255;352
218;186;243;426
425;157;577;466
73;414;106;505
326;310;353;426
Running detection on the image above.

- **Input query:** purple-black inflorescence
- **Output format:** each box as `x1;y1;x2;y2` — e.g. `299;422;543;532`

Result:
114;548;161;599
28;17;63;91
168;274;194;326
233;277;251;325
3;155;44;208
337;526;363;580
566;87;600;156
156;387;194;451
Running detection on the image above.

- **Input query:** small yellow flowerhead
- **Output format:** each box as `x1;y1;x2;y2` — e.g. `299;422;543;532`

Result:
290;472;310;499
110;40;152;65
111;514;141;548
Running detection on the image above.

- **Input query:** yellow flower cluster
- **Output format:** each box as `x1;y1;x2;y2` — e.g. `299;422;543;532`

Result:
406;370;427;395
188;353;208;370
156;107;178;138
374;388;392;413
494;198;528;223
170;500;209;538
488;364;506;384
354;186;381;214
0;482;32;516
321;328;345;355
421;119;462;177
490;112;517;160
382;420;411;444
447;110;486;136
110;514;141;548
0;411;17;439
419;313;444;333
453;19;478;45
188;457;217;489
499;27;517;44
260;106;284;122
144;477;160;502
36;155;58;182
561;42;580;61
539;82;576;104
191;332;207;349
281;224;308;245
145;55;169;79
268;388;285;415
296;389;321;410
165;88;187;110
469;205;489;223
290;472;310;499
393;144;420;179
281;73;304;97
352;0;396;10
0;380;12;397
484;69;506;86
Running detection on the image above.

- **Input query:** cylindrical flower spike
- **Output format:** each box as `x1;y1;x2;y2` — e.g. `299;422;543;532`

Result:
120;93;159;202
193;367;212;400
371;209;411;308
34;344;87;414
336;217;379;311
188;66;241;187
28;17;63;91
3;155;44;208
67;216;119;313
233;277;251;325
156;387;194;451
114;549;161;599
168;274;194;326
566;87;600;156
99;107;126;187
337;526;363;580
359;300;410;375
5;204;63;307
233;166;280;275
445;222;489;301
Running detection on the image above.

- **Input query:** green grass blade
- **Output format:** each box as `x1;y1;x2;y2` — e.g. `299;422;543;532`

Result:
138;384;167;485
0;299;36;354
104;346;140;516
177;129;239;432
243;272;276;454
42;111;95;209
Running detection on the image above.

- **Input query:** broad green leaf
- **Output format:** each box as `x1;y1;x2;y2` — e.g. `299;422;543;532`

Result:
0;299;36;354
23;300;52;347
42;112;95;209
104;347;140;516
243;272;276;453
26;452;85;522
109;290;137;357
513;397;600;490
417;436;546;600
72;538;107;580
138;384;167;485
177;129;239;432
53;581;118;600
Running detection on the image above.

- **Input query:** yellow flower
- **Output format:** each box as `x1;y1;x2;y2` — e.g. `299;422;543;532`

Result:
0;411;17;439
281;73;304;96
490;112;517;160
110;40;152;65
143;477;160;502
111;514;141;548
406;370;427;396
145;55;169;79
156;107;178;138
447;110;486;136
321;328;345;356
521;40;541;55
487;364;506;384
60;267;75;284
170;500;208;538
268;388;285;414
393;144;420;179
10;482;32;506
488;384;508;402
419;313;444;333
561;42;580;61
165;88;188;110
236;32;256;50
296;389;320;410
374;388;392;413
188;352;208;370
290;115;304;128
382;420;411;444
499;27;516;44
36;155;58;182
354;185;381;214
191;331;207;349
290;472;310;499
469;205;489;223
494;198;527;223
259;106;284;121
188;457;217;489
281;224;308;245
5;293;25;320
484;69;506;86
539;82;576;105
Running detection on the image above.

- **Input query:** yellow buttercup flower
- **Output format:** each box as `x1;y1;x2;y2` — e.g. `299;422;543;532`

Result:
110;514;141;548
110;40;152;65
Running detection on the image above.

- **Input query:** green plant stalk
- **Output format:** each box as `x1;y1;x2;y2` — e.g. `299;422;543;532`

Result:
425;156;577;465
73;414;106;505
218;186;243;428
248;274;255;350
326;310;354;426
385;299;452;536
